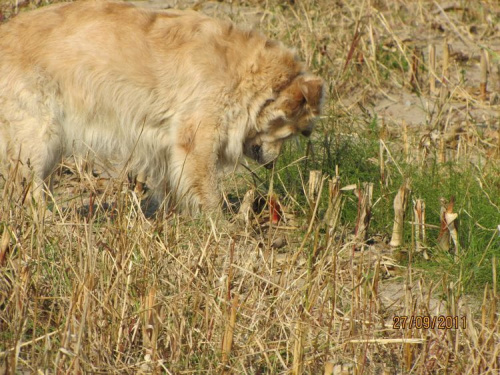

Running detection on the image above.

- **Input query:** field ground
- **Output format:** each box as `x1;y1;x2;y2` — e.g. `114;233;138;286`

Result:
1;0;499;373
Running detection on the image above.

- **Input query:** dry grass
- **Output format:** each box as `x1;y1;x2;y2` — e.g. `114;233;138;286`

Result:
1;0;500;373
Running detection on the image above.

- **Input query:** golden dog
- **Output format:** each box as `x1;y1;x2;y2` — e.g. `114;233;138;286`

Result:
0;1;323;212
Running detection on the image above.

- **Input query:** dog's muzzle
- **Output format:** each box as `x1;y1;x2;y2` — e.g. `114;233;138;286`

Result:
251;144;261;160
264;160;275;170
251;144;276;169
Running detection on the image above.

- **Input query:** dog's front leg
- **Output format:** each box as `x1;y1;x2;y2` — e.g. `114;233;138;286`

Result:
169;141;222;214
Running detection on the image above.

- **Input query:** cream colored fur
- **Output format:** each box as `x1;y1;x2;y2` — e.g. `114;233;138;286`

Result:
0;0;323;213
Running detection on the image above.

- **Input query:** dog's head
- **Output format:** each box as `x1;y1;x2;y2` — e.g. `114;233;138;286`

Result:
243;74;324;169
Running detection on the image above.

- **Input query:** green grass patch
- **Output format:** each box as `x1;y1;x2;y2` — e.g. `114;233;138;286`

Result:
265;110;500;295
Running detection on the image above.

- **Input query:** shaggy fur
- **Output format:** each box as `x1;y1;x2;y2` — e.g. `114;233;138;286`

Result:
0;0;324;212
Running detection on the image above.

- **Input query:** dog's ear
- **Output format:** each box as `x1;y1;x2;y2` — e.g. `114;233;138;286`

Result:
298;76;324;114
281;75;324;118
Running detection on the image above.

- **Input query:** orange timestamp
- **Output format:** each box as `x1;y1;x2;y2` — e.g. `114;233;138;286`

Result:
393;315;466;330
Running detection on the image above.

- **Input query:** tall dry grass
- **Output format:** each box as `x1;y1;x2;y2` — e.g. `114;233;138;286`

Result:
1;0;499;373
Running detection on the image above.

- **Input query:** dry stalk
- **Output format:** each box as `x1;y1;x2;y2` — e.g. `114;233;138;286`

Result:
0;225;9;265
353;182;373;246
54;281;82;371
409;47;421;92
221;294;239;372
142;286;159;368
493;256;497;299
114;258;134;363
235;189;255;229
367;17;380;87
446;210;460;256
6;262;31;373
403;298;414;371
379;120;387;185
292;309;305;375
389;181;411;248
429;44;436;94
439;136;446;163
289;173;325;267
441;39;449;85
480;284;489;363
323;176;342;235
402;120;409;161
413;198;429;259
73;275;92;374
342;20;361;74
437;198;450;251
349;338;424;344
437;197;459;255
308;170;323;212
440;39;450;101
323;361;334;375
480;49;488;101
498;126;500;158
371;257;381;310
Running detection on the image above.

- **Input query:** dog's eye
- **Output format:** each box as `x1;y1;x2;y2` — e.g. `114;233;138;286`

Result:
263;98;275;107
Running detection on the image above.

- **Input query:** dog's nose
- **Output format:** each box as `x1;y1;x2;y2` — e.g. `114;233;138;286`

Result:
264;160;275;170
252;144;261;159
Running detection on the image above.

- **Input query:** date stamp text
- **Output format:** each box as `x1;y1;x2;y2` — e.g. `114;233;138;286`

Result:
393;315;466;330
